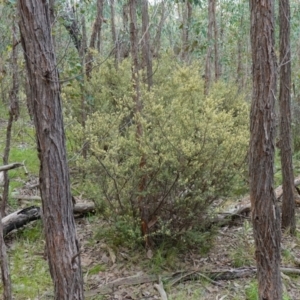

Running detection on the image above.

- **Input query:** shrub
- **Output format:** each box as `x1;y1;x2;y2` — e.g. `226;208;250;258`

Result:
64;58;249;246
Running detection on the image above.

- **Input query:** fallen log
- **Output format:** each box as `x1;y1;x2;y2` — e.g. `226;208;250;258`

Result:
2;206;40;236
73;202;96;215
0;162;23;172
11;195;42;201
2;202;95;236
207;175;300;228
0;163;24;186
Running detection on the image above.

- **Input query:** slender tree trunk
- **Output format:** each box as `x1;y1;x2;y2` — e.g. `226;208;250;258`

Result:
120;3;130;60
110;0;119;68
152;1;166;58
0;18;19;300
0;212;11;300
86;0;104;78
279;0;295;234
3;19;20;218
249;0;282;298
205;0;214;94
80;16;88;159
218;3;223;78
181;0;192;61
18;1;84;299
62;3;82;53
236;39;242;86
141;0;153;89
129;0;150;248
236;16;244;89
213;0;219;81
181;0;188;60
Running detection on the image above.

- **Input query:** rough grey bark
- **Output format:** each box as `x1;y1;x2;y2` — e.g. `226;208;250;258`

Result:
17;1;84;299
279;0;295;233
249;0;282;298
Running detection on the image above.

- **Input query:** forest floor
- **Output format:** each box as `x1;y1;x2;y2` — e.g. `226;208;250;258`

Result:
3;180;300;300
74;206;300;300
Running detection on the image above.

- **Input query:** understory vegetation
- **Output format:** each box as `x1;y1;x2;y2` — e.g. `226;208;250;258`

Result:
1;54;300;299
1;55;300;299
1;0;300;297
64;58;249;247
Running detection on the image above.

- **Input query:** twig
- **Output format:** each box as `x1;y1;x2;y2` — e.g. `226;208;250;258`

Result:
0;163;23;172
154;276;168;300
22;161;28;175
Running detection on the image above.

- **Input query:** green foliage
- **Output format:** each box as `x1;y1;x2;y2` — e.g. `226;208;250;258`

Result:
65;57;249;247
5;225;51;299
94;215;143;249
88;264;106;275
15;221;43;242
229;221;255;268
245;282;259;300
245;281;291;300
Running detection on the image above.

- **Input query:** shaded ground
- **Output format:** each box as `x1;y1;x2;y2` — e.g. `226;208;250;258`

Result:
74;204;300;300
3;180;300;299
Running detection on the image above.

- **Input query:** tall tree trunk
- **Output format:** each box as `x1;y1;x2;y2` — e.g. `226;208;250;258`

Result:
0;18;19;300
129;0;150;248
120;3;130;60
181;0;192;61
218;2;223;78
62;3;82;53
205;0;214;94
110;0;119;68
18;1;84;299
249;0;282;299
213;0;219;81
2;21;20;217
279;0;295;233
0;211;11;300
152;1;166;58
236;16;244;89
80;16;88;159
86;0;104;78
141;0;153;89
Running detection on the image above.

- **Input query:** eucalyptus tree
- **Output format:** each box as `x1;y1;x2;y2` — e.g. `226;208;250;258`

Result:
279;0;295;233
17;1;84;298
86;0;105;78
249;0;282;298
204;0;217;94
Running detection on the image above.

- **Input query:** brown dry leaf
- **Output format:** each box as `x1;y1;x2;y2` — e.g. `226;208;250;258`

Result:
146;249;153;259
101;253;109;264
81;255;93;267
101;243;117;264
107;246;116;264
